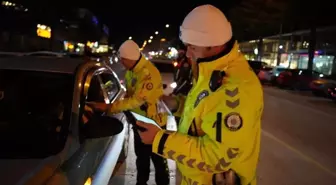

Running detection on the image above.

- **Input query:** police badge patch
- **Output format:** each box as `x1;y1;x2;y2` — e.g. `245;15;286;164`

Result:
224;113;243;131
194;90;209;108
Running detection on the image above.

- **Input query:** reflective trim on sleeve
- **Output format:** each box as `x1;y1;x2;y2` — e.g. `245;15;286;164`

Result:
158;133;169;155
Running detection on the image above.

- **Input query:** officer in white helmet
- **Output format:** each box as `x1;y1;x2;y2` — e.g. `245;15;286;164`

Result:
136;4;263;185
88;40;170;185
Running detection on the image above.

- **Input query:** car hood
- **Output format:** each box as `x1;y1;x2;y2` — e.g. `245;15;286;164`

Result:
0;156;59;185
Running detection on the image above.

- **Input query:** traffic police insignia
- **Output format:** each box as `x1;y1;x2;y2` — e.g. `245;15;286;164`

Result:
224;113;243;131
131;78;136;86
146;83;153;90
194;90;209;108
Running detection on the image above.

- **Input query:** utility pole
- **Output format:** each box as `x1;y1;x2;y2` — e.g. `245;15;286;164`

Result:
276;24;283;66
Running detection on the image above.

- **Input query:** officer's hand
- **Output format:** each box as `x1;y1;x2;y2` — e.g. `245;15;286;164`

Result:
86;102;109;112
161;95;178;111
136;121;161;144
82;105;94;124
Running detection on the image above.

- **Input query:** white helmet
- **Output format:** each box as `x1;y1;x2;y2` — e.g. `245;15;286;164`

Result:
118;40;141;60
180;4;232;47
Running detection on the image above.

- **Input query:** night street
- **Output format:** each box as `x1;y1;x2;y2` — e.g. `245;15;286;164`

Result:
110;75;336;185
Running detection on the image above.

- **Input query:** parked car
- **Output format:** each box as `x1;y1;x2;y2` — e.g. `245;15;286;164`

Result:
257;66;273;83
270;66;287;84
310;75;336;97
327;85;336;102
247;60;268;75
0;56;130;185
276;69;322;90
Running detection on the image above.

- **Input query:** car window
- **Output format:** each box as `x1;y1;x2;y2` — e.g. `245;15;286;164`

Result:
0;69;73;158
85;73;120;103
99;73;120;102
86;75;106;103
79;71;120;143
301;70;318;77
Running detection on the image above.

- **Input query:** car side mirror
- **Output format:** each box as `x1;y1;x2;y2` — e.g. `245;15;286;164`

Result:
163;84;167;89
84;116;124;139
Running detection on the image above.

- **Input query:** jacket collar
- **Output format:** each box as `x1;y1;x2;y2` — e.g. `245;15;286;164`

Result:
197;39;241;79
130;55;147;73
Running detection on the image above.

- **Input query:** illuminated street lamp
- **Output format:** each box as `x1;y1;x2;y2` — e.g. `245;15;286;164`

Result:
150;36;153;39
165;24;169;28
148;39;152;43
129;36;132;40
155;31;159;35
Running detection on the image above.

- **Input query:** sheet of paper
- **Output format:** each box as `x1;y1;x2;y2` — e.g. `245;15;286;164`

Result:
130;111;161;129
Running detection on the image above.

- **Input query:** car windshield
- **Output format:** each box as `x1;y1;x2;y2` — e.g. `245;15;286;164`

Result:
0;69;74;159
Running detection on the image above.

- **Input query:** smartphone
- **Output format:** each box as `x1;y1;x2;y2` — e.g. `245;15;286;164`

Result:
130;111;162;130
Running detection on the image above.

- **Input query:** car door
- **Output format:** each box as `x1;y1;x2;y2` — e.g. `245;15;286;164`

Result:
58;67;125;185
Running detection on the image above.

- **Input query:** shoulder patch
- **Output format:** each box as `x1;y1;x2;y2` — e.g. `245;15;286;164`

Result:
194;90;209;108
224;112;243;131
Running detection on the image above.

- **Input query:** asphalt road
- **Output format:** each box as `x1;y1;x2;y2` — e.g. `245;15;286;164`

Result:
109;63;336;184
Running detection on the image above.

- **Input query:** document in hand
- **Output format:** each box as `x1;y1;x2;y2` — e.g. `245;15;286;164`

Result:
130;111;162;130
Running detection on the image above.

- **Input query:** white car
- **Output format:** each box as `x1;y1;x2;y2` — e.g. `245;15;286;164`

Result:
0;56;130;185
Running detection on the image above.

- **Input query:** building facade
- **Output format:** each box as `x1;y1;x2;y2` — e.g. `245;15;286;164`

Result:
0;2;109;54
239;26;336;75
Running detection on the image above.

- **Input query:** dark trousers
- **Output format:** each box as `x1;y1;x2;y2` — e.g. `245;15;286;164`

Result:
133;127;170;185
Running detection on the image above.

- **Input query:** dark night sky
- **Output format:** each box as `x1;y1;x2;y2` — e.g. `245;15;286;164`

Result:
18;0;240;46
17;0;336;47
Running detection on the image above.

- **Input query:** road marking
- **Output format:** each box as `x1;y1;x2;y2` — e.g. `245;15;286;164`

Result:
265;92;336;119
262;130;336;178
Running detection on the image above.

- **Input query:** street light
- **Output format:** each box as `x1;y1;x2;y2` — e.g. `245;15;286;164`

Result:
155;31;159;35
165;24;169;28
150;36;153;39
129;36;132;40
148;39;152;43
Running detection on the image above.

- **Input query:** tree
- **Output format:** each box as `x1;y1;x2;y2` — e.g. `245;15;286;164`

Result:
228;0;289;41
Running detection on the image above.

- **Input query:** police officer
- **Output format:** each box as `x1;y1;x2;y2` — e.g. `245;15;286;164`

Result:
136;4;263;185
172;50;192;96
88;40;170;185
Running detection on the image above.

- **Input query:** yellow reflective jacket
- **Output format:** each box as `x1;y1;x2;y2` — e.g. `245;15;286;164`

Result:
109;56;167;126
152;41;263;185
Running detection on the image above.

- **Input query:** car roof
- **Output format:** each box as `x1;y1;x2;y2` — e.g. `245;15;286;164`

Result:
0;56;86;74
